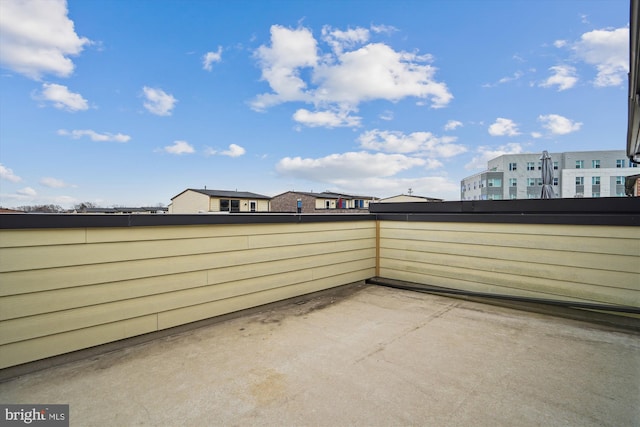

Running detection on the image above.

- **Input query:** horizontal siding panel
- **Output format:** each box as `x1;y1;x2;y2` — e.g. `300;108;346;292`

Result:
207;248;375;287
0;236;249;272
382;238;639;274
380;227;638;256
0;229;86;248
0;239;375;296
380;259;638;307
381;247;638;290
0;271;207;321
0;314;157;370
378;267;595;302
248;228;374;249
0;269;313;345
157;270;373;330
1;227;375;273
1;256;376;342
380;221;640;240
86;222;374;244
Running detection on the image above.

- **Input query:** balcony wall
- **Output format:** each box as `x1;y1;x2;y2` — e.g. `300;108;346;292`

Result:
374;198;639;309
0;216;376;369
0;198;638;371
378;221;638;307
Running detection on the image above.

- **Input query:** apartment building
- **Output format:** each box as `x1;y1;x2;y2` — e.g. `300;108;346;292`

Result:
461;150;638;200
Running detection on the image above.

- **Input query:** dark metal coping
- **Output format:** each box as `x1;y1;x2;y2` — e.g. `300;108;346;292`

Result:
1;198;639;229
0;213;376;229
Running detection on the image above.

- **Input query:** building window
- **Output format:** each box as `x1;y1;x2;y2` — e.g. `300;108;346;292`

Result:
537;161;542;170
631;160;639;168
616;159;625;168
249;201;257;212
592;176;600;185
536;178;543;186
553;161;558;170
592;192;600;198
508;162;517;171
527;178;536;186
575;160;584;169
325;200;331;209
553;177;558;186
575;177;584;185
526;162;535;171
509;178;517;187
220;199;240;212
592;160;600;169
487;178;502;187
615;176;625;185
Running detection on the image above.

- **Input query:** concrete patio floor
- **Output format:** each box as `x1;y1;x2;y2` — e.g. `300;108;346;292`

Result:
1;283;638;426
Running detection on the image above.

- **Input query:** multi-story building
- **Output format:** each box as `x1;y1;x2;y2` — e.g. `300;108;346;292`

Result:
461;150;638;200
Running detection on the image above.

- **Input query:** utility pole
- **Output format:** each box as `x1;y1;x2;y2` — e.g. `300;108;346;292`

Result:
408;188;413;195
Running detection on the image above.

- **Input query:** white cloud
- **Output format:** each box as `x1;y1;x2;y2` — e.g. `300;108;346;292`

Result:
553;40;567;48
465;143;524;170
163;140;194;155
17;187;37;197
220;144;246;157
321;25;370;54
573;27;628;87
379;110;394;121
540;65;578;91
0;0;90;79
370;24;398;35
276;151;425;182
538;114;582;135
0;164;21;182
444;120;462;131
531;132;543;138
57;129;130;142
38;83;88;111
202;46;222;71
483;71;523;88
488;118;520;136
358;129;466;157
251;25;452;116
293;108;361;128
203;147;217;156
40;177;67;188
142;86;177;116
314;43;450;108
424;158;444;169
252;25;318;110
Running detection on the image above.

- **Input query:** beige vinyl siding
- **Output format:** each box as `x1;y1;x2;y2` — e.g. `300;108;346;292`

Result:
0;222;376;368
171;190;210;213
379;221;640;307
1;216;638;370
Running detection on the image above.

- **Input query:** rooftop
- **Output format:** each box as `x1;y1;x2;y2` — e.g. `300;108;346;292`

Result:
1;284;637;426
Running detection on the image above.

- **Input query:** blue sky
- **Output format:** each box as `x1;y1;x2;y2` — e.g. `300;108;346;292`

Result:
0;0;630;208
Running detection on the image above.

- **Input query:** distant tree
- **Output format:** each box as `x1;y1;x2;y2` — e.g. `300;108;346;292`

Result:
74;202;97;212
16;204;65;213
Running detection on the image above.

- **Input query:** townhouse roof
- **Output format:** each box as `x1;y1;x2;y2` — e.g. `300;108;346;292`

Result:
273;190;377;200
172;189;271;200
